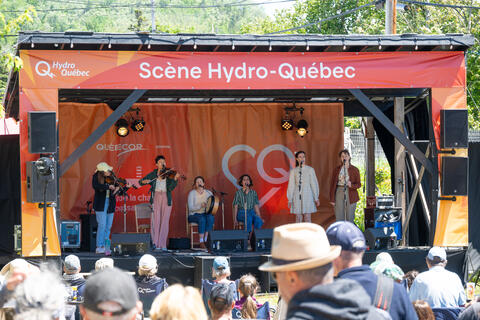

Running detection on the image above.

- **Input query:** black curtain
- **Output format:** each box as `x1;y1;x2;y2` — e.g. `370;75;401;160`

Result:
0;135;21;255
373;101;431;246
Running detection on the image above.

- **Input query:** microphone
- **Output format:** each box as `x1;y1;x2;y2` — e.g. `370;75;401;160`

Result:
343;159;346;164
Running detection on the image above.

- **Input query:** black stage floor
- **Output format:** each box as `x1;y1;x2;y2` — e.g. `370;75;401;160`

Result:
55;246;466;292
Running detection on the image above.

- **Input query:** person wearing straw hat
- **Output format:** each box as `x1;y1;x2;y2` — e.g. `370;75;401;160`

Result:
259;223;387;320
92;162;119;256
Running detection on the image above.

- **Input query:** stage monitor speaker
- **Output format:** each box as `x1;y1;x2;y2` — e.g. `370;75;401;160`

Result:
28;111;56;154
111;233;150;255
209;230;248;253
364;227;397;250
193;256;232;289
259;255;277;293
441;156;468;196
80;214;97;252
440;109;468;148
252;229;273;252
26;161;57;203
60;221;81;248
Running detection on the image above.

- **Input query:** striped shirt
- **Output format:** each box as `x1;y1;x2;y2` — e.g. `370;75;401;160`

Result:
233;188;259;210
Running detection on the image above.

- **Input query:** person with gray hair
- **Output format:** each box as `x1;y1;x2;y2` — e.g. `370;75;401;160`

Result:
13;268;68;320
63;254;86;298
80;267;142;320
94;257;114;272
409;247;466;308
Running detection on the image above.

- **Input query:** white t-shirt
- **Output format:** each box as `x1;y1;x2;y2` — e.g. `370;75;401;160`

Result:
187;189;213;214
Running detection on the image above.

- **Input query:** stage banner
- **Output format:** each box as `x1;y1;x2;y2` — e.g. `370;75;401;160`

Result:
59;102;343;236
20;51;465;90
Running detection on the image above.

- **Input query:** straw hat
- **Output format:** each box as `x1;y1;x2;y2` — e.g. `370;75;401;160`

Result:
96;162;113;173
259;223;341;272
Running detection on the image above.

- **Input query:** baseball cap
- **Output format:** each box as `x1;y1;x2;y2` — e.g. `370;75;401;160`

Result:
209;283;235;306
96;162;113;173
64;255;81;272
326;221;366;252
83;268;139;316
427;246;447;261
213;257;229;271
138;254;157;270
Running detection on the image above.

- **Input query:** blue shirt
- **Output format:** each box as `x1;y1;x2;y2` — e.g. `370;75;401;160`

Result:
409;266;466;308
337;265;418;320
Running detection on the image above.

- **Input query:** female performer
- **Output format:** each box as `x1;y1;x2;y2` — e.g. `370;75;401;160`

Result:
286;151;320;223
139;155;180;251
187;176;214;250
233;175;263;233
92;162;120;256
329;149;361;222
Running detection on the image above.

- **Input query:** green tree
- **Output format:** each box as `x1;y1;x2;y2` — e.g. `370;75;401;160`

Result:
0;1;35;117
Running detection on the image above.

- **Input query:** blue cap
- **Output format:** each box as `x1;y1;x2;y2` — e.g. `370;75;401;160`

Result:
213;257;229;271
326;221;366;252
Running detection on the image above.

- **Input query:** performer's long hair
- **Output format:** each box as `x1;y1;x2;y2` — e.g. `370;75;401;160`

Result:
295;150;305;167
96;171;106;184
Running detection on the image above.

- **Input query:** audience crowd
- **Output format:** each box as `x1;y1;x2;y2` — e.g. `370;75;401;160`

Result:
0;221;476;320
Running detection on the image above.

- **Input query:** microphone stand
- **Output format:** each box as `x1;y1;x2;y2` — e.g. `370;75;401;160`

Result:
299;162;303;218
343;159;348;221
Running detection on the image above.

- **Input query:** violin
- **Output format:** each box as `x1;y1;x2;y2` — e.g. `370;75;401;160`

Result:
158;167;187;181
105;174;138;189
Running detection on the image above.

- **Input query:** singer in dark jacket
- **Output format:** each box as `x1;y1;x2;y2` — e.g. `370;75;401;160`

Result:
329;149;361;222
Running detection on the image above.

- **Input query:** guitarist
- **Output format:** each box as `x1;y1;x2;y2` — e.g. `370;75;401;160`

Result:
138;155;180;251
187;176;214;250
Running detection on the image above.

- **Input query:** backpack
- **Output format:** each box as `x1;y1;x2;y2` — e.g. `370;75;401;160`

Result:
366;275;394;320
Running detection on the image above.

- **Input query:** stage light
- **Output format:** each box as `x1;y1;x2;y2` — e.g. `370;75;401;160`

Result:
115;118;130;137
281;118;294;130
296;119;308;137
131;119;146;132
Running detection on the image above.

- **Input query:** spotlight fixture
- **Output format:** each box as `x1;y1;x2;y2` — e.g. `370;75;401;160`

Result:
281;118;294;130
296;119;309;138
131;118;146;132
115;118;130;137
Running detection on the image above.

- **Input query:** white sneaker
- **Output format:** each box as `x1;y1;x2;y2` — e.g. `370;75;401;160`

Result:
95;247;105;254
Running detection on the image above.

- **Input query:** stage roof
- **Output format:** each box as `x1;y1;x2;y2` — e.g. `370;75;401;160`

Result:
3;32;474;119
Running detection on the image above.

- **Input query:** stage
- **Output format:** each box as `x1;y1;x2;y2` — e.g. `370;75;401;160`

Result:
55;246;466;292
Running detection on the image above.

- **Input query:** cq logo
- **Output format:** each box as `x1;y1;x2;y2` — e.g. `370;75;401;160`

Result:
35;61;55;78
222;144;295;207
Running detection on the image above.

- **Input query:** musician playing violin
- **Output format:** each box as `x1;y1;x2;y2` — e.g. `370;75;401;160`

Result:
92;162;132;256
138;155;180;251
187;176;214;250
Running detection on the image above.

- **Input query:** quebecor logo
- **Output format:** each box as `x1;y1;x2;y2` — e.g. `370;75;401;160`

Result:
35;61;55;78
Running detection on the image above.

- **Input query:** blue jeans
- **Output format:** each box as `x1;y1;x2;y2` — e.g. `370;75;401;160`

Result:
188;213;214;234
237;209;263;233
96;198;114;248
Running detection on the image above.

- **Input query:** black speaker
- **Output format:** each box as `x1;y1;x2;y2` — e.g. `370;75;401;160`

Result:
441;156;468;196
364;227;397;250
28;111;56;154
252;229;273;252
26;161;56;203
111;233;151;255
80;214;97;252
440;109;468;148
259;255;277;293
168;238;190;250
209;230;248;253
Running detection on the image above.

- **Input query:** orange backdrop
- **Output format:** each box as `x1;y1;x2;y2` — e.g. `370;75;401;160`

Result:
59;102;343;236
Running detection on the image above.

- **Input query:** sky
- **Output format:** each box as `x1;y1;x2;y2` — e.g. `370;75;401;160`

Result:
261;0;295;17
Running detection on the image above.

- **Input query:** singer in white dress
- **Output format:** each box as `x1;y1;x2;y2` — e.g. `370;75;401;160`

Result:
287;151;320;223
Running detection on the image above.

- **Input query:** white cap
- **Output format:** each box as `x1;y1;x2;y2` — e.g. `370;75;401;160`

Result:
139;254;157;270
427;246;447;261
